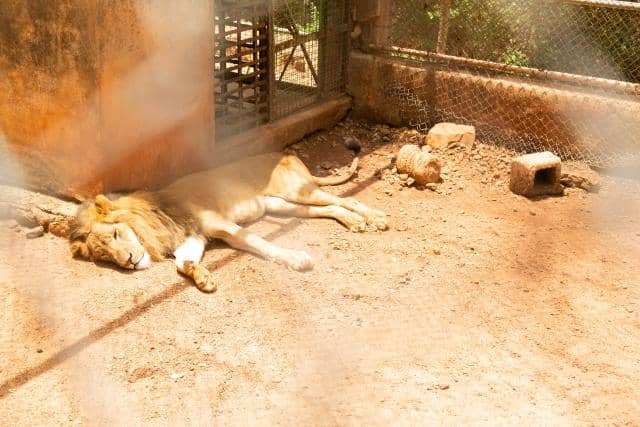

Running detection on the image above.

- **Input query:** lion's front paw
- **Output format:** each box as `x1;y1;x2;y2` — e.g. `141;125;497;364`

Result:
280;250;314;272
367;209;389;231
349;221;367;233
182;261;218;293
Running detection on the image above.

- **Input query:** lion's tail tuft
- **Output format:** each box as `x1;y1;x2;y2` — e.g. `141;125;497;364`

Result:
312;157;358;186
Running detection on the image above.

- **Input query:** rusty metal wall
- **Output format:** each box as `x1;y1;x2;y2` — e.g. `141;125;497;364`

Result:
0;1;215;199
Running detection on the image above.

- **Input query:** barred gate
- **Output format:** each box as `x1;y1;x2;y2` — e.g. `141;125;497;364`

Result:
214;0;350;140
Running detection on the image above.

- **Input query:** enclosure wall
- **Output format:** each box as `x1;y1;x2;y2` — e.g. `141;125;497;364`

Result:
0;1;215;200
348;51;640;165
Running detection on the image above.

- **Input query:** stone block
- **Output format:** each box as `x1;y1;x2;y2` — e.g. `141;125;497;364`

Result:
509;152;563;197
426;122;476;150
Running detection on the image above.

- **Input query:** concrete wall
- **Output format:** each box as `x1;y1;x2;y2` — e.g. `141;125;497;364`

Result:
348;51;640;165
0;1;214;200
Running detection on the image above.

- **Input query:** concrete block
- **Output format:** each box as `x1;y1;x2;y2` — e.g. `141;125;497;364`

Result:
510;152;563;197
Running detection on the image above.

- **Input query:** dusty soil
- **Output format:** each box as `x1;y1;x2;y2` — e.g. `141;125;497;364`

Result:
1;120;639;426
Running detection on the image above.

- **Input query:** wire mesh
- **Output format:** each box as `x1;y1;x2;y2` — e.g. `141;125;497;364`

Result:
214;0;349;139
385;0;640;166
270;0;350;120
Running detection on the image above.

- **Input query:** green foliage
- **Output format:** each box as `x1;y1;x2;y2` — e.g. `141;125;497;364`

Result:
274;0;321;34
501;47;529;67
391;0;640;83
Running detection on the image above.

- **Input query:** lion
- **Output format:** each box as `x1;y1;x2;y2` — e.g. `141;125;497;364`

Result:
69;152;387;292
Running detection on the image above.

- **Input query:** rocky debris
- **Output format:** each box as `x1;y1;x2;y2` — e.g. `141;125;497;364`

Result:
25;225;45;239
126;366;156;383
0;184;77;238
396;144;441;185
170;372;185;381
559;162;601;193
560;173;600;193
427;123;476;151
380;167;415;188
509;152;564;197
396;129;425;146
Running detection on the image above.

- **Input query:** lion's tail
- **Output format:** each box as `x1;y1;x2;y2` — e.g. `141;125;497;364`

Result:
312;157;358;186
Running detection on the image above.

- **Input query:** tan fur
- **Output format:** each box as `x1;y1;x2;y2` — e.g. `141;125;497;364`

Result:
70;152;387;292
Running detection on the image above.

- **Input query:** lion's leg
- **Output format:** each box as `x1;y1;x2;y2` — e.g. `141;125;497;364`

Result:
200;213;313;271
284;188;388;231
173;236;217;293
263;196;367;232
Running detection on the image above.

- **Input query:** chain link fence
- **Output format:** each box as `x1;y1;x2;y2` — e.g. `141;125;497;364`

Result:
383;0;640;166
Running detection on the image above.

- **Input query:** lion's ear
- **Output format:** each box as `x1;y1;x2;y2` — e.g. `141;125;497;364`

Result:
94;194;113;215
70;241;90;259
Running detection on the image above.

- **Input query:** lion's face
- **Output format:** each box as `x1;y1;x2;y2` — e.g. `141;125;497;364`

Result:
84;222;151;270
70;195;151;270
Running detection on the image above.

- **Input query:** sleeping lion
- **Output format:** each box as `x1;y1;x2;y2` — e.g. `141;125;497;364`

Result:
69;152;387;292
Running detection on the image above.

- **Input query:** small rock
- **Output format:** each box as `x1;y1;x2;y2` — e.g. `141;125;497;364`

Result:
170;372;185;381
432;249;441;255
26;225;45;239
437;383;450;390
425;183;438;191
127;366;155;383
396;129;422;145
343;136;362;153
320;161;332;170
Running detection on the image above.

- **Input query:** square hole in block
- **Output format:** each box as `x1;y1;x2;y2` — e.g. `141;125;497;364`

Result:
534;167;556;187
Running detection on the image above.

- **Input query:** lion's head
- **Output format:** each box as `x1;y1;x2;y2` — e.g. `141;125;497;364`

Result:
69;194;152;270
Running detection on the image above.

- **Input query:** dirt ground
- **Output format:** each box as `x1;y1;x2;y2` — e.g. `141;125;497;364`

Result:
1;119;639;426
